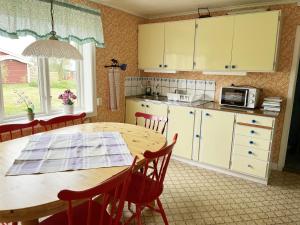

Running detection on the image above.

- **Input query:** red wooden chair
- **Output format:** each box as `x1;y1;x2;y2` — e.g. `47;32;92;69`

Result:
0;120;39;142
135;112;168;134
39;157;137;225
39;112;86;131
124;134;178;225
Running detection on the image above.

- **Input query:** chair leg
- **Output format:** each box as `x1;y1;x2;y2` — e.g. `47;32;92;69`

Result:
135;205;142;225
156;198;169;225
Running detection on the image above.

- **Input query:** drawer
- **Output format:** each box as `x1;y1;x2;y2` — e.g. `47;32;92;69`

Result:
231;154;268;178
233;145;270;161
236;114;274;128
234;135;271;150
235;124;272;140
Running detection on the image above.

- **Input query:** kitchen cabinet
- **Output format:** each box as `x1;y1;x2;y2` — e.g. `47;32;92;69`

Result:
138;20;195;71
125;99;168;127
164;20;195;71
192;109;202;161
231;114;275;179
231;11;280;71
138;23;165;69
167;105;195;159
194;16;234;71
194;10;280;72
199;110;235;169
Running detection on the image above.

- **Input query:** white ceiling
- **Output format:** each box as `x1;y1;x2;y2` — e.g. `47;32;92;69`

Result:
92;0;297;18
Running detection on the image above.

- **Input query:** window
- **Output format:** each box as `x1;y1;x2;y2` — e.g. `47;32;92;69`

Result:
0;36;96;122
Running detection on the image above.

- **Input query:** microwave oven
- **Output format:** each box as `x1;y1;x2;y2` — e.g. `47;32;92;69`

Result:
220;86;260;109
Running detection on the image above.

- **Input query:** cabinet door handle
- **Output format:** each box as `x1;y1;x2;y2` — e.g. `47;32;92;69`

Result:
248;164;253;168
189;111;194;114
232;65;236;69
250;130;255;134
252;120;256;124
164;65;168;68
248;151;253;155
141;104;145;107
146;105;149;108
249;141;254;145
159;64;162;68
225;65;229;69
196;134;200;138
205;113;210;116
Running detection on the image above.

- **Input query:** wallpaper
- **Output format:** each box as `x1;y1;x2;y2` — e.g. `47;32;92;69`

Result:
142;4;300;164
72;1;299;164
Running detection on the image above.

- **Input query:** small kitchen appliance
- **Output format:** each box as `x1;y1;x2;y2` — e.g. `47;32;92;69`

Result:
220;86;260;109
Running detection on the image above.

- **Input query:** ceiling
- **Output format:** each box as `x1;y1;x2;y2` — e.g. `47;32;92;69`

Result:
92;0;297;18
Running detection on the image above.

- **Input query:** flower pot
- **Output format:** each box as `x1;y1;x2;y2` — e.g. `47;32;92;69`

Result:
27;112;35;121
64;104;74;114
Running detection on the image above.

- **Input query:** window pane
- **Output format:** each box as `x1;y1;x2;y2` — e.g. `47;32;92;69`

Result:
0;36;41;117
48;58;78;111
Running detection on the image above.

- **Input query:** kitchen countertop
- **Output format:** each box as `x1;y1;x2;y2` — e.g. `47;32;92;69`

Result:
126;96;280;118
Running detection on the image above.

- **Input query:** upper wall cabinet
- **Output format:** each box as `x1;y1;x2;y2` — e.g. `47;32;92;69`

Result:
194;10;281;72
164;20;196;71
231;11;281;72
138;23;165;70
138;20;195;71
194;16;235;71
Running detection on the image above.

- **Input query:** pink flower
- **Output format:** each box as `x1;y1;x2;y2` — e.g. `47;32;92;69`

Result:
58;89;77;105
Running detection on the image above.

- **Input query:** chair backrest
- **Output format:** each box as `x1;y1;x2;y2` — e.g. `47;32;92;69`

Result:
137;134;178;202
0;120;39;142
39;112;86;131
135;112;168;134
58;157;137;225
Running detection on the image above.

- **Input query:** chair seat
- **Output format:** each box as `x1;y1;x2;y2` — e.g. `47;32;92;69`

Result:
40;201;120;225
126;172;163;204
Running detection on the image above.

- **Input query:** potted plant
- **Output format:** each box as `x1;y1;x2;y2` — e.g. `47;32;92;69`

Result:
58;89;77;114
14;90;35;121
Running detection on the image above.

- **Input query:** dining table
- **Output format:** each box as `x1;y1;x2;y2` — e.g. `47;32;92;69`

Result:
0;122;167;225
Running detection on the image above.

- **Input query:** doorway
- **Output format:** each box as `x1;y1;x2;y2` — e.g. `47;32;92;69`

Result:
285;59;300;173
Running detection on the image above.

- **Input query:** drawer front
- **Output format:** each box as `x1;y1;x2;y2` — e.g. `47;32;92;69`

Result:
235;135;271;150
236;114;274;127
233;145;270;161
235;124;272;140
231;155;268;178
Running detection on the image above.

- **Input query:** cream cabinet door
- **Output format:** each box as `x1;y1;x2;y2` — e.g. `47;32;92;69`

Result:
145;102;169;135
125;99;146;125
164;20;195;71
194;16;234;71
138;23;165;69
199;110;235;168
231;11;280;72
167;105;195;159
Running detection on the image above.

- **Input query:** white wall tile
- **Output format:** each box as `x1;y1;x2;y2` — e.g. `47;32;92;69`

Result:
169;79;177;88
187;80;196;89
170;87;176;93
178;79;187;89
196;80;206;90
205;80;216;91
161;87;170;96
187;88;195;95
162;78;170;87
204;90;215;101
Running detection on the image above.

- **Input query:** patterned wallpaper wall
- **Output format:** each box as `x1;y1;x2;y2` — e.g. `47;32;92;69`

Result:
73;1;299;164
142;4;300;164
72;0;145;123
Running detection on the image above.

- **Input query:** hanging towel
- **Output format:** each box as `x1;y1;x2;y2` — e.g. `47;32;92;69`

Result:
108;68;120;111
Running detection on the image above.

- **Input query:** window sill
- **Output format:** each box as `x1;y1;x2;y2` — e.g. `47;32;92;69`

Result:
1;109;96;125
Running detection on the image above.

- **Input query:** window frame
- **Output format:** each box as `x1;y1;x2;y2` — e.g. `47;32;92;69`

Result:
0;40;96;123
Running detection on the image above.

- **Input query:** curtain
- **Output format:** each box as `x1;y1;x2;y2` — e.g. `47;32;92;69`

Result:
0;0;104;47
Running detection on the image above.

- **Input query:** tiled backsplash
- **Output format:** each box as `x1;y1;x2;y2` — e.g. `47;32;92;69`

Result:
125;77;216;101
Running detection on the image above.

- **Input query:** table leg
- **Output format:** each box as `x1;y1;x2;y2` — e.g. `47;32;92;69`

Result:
21;219;39;225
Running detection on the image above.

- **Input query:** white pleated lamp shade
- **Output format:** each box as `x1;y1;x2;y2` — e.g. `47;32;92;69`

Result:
22;39;83;60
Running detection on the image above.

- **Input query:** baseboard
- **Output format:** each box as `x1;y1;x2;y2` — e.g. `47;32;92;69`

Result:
172;155;268;185
271;162;282;171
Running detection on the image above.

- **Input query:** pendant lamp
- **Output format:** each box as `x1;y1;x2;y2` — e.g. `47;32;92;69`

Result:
22;0;83;60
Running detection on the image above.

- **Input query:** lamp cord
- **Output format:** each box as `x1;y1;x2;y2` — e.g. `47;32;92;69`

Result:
51;0;55;33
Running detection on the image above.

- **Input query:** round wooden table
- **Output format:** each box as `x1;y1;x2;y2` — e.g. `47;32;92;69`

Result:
0;122;166;225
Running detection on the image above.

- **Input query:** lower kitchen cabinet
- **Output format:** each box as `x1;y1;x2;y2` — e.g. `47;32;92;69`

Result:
125;99;168;127
199;110;235;169
167;105;195;159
